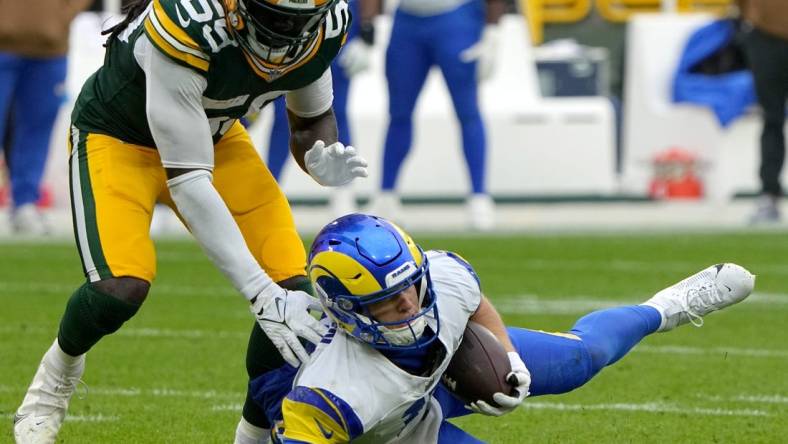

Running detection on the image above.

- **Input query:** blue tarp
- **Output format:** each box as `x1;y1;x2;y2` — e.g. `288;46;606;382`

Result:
672;20;755;127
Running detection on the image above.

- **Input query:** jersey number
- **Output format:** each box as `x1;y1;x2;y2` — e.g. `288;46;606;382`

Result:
324;1;350;40
177;0;235;52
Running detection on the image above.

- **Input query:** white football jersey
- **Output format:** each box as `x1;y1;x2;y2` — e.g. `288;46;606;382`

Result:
280;250;481;443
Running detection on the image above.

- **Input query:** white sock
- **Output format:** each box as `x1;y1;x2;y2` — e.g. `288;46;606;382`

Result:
234;417;270;444
47;338;84;371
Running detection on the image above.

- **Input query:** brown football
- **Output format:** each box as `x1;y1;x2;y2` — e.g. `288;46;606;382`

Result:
441;321;514;406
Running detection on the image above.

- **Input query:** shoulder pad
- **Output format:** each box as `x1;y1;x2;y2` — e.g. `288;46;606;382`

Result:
280;387;363;442
144;0;230;73
431;250;481;288
323;0;352;45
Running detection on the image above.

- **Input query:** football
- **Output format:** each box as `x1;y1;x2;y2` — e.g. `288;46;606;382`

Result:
442;321;514;406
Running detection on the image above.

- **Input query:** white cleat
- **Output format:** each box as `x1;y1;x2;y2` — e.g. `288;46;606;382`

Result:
10;204;51;236
366;191;402;223
643;263;755;332
467;194;495;231
14;342;85;444
328;187;356;219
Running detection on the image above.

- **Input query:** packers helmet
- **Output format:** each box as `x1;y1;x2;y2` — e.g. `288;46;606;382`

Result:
308;214;439;350
224;0;338;72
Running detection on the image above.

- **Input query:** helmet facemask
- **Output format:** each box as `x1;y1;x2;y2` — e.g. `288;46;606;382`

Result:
314;251;440;351
227;0;337;71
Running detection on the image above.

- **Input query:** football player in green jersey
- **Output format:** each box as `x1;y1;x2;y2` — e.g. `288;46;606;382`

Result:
13;1;367;443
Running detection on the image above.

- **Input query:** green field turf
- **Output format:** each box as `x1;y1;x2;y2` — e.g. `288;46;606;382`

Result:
1;231;786;443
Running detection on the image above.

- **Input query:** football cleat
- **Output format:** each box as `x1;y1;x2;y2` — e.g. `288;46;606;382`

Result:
366;191;402;223
643;263;755;332
467;194;495;231
10;204;51;236
14;342;85;444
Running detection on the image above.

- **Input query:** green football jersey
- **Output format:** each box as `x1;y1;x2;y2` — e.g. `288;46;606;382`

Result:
72;0;350;147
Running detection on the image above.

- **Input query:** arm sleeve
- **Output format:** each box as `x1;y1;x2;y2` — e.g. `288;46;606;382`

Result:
136;35;274;301
134;34;214;170
167;170;276;300
285;68;334;118
279;387;363;443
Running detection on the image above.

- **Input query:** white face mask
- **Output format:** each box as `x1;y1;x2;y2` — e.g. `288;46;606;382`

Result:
246;32;298;65
380;316;427;346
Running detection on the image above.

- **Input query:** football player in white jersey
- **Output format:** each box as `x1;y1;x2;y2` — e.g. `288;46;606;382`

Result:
246;214;755;443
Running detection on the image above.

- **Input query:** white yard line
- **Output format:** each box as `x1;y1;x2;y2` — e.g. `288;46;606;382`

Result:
118;328;247;340
1;413;119;422
0;385;242;399
697;394;788;404
1;278;784;308
494;292;786;315
635;345;788;358
2;325;786;360
520;401;771;417
210;403;244;412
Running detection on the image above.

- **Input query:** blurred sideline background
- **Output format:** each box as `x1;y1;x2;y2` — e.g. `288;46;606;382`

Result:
1;0;785;235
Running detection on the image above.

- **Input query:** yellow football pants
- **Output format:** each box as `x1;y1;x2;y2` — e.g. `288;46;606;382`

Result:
67;121;306;284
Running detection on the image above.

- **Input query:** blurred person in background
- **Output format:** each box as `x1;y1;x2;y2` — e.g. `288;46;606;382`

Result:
368;0;505;231
0;0;92;234
263;0;379;218
737;0;788;224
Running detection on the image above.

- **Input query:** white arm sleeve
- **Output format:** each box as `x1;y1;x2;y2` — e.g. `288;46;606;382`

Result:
135;36;275;301
167;170;275;300
134;35;214;170
285;68;334;118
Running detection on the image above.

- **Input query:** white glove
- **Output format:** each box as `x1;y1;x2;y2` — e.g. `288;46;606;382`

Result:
459;25;500;82
304;140;369;186
338;39;372;77
467;352;531;416
250;285;327;368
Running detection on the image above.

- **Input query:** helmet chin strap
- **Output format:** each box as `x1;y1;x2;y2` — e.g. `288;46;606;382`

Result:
380;316;427;346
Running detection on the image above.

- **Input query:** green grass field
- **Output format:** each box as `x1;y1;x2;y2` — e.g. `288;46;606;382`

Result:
1;231;786;443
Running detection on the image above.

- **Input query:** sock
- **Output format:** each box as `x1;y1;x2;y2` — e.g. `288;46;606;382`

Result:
58;283;141;356
48;338;84;370
235;417;270;444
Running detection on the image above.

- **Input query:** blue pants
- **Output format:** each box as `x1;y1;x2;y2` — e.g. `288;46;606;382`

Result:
433;305;663;443
0;53;67;207
382;1;487;194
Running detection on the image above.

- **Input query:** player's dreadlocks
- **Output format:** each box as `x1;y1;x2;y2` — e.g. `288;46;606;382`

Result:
101;0;153;48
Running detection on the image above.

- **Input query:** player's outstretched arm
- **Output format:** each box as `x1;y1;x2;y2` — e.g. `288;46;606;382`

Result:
467;296;531;416
286;70;368;187
138;35;325;367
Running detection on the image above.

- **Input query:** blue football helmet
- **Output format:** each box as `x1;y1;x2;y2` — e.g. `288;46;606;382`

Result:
308;214;439;350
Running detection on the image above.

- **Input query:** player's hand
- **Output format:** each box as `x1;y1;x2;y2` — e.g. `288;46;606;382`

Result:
250;286;327;368
467;352;531;416
304;140;368;186
459;24;500;82
338;39;372;77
